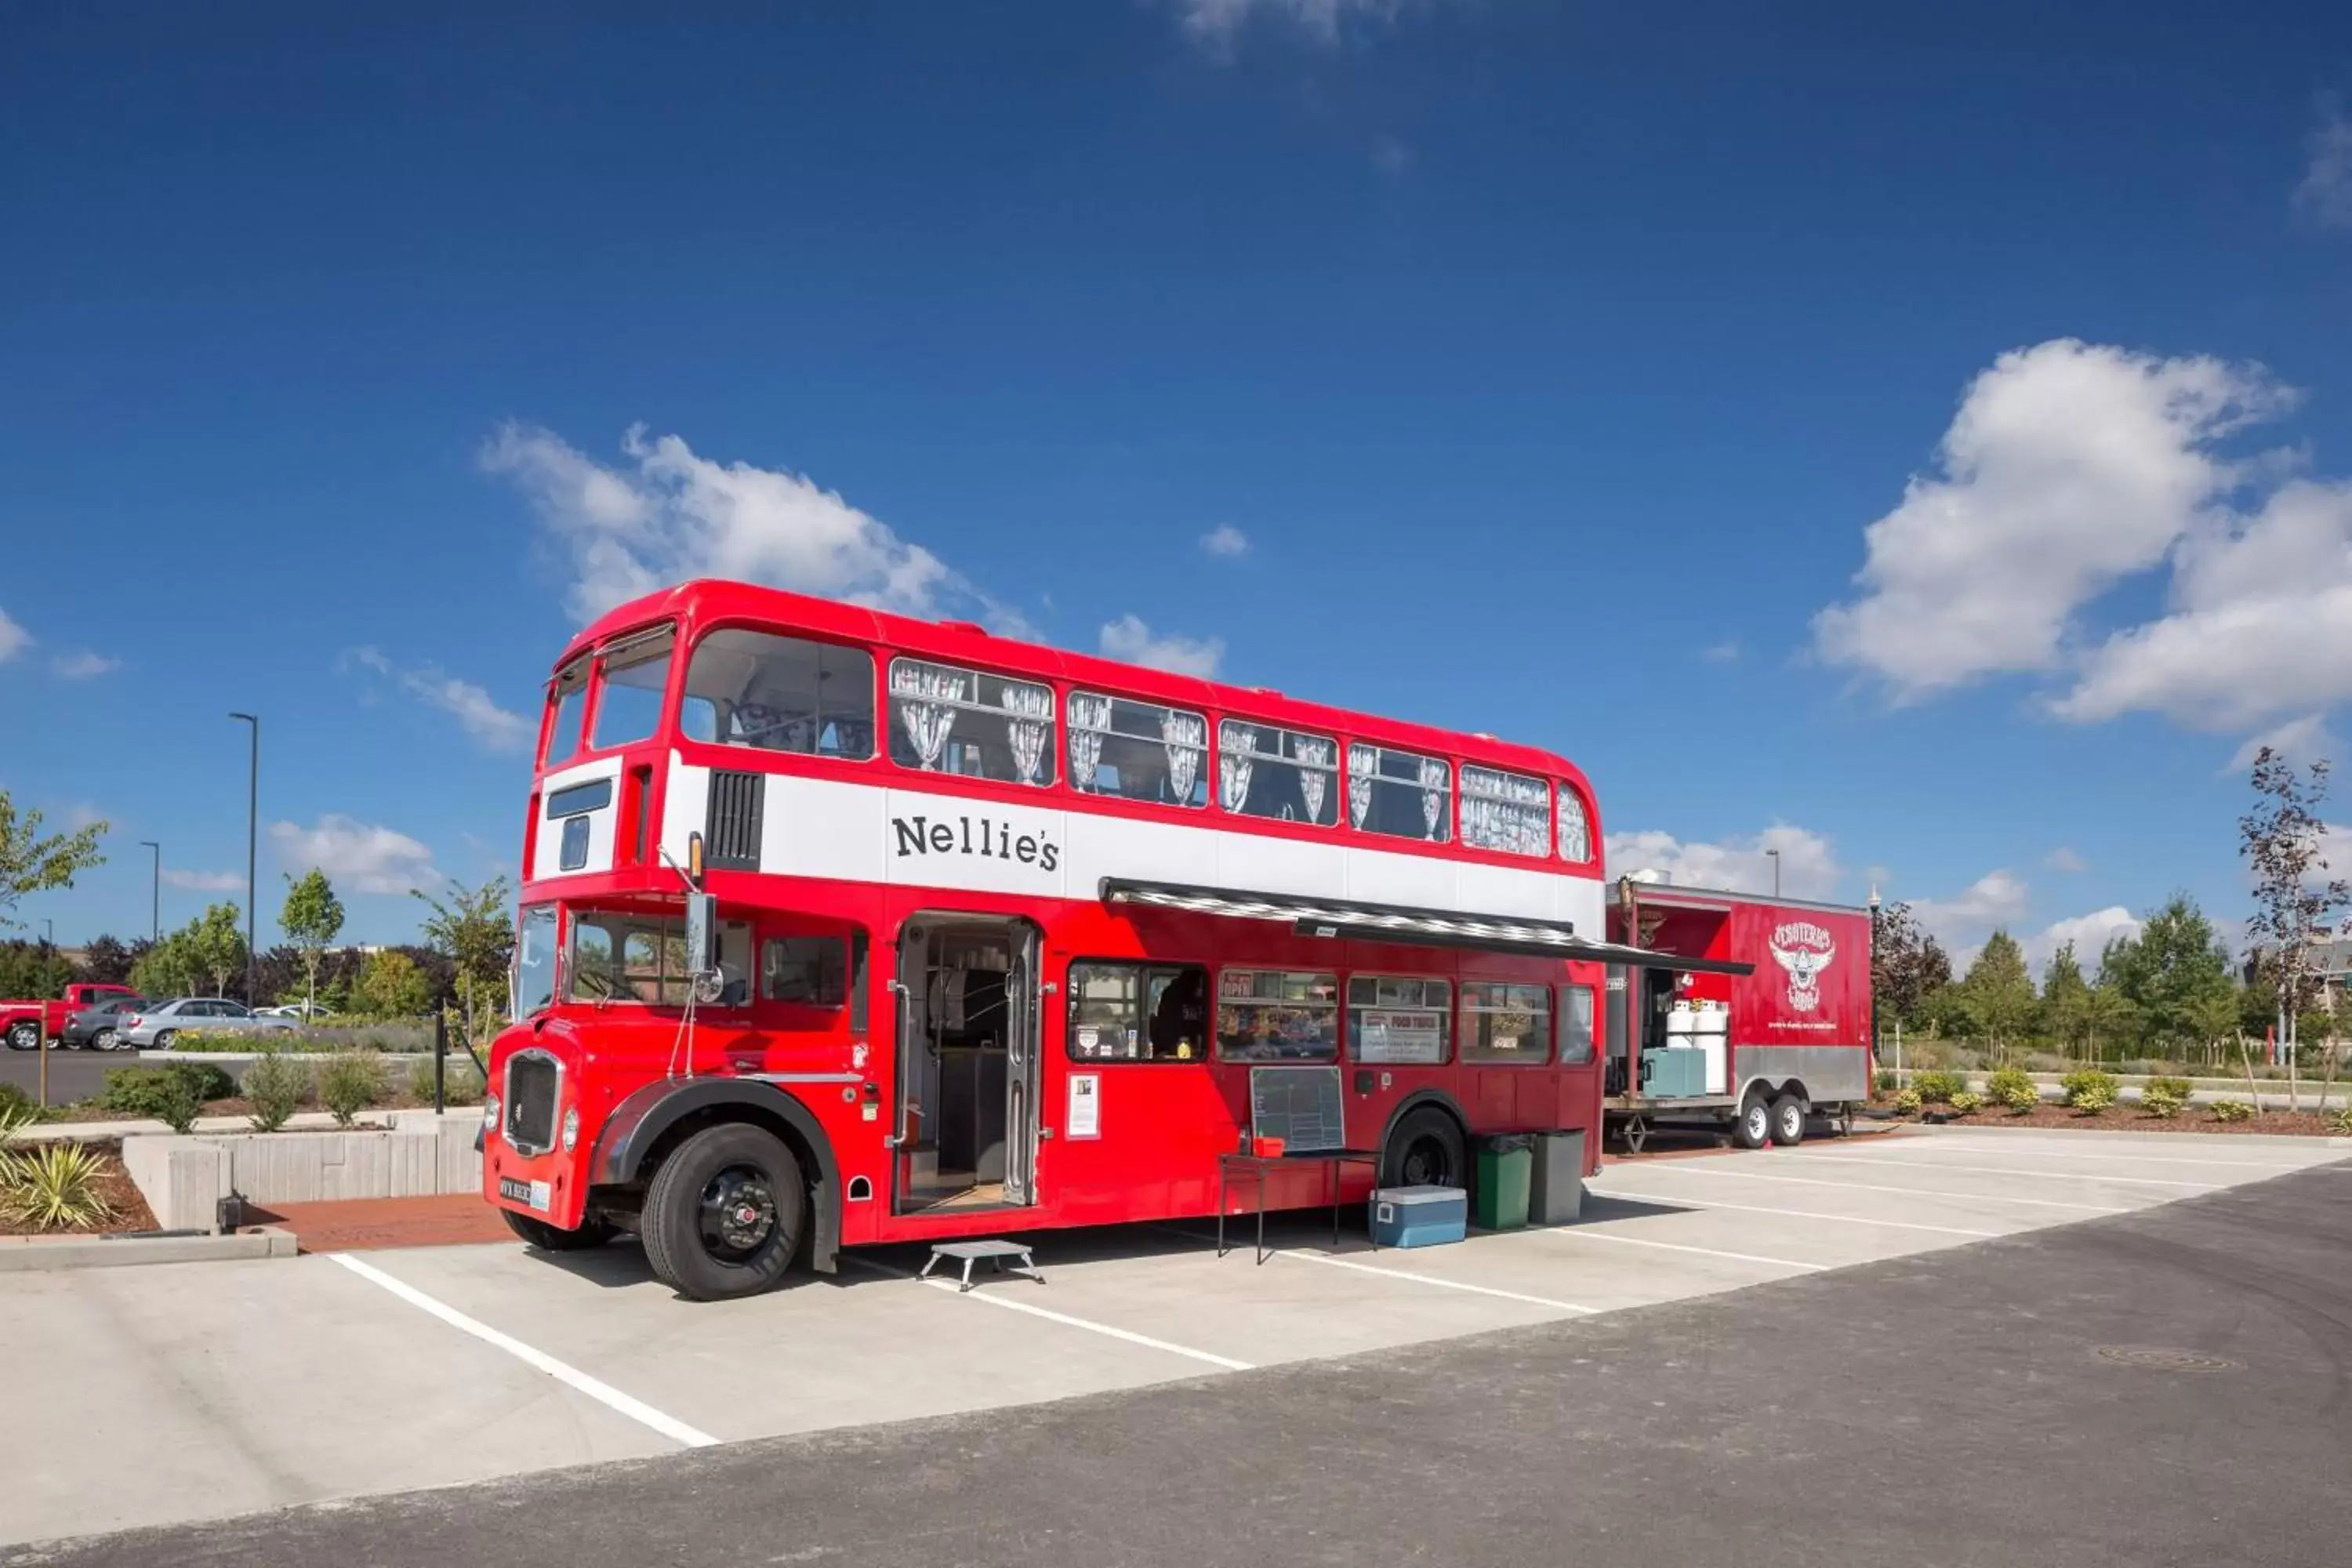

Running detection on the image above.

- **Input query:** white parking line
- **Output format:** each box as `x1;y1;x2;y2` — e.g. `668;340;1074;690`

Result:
1586;1191;2003;1237
328;1253;717;1448
1870;1142;2325;1172
1538;1228;1828;1272
839;1254;1255;1372
1610;1165;2133;1214
1765;1152;2224;1189
1272;1246;1599;1312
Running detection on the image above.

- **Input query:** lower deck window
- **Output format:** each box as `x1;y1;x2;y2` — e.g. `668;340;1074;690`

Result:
1559;983;1596;1065
764;936;847;1006
1348;975;1450;1064
1461;982;1552;1064
1214;969;1340;1062
1068;961;1208;1062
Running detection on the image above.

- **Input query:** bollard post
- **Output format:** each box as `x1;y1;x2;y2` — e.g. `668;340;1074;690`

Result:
434;1010;448;1115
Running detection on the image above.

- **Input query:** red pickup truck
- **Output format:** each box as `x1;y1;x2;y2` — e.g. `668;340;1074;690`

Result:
3;983;139;1052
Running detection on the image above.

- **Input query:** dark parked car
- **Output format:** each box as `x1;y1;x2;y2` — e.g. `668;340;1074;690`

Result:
60;995;149;1051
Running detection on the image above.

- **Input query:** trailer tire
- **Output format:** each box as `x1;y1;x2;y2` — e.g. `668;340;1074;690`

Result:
1769;1094;1808;1147
502;1209;614;1252
1384;1106;1466;1190
1730;1092;1771;1150
641;1122;806;1301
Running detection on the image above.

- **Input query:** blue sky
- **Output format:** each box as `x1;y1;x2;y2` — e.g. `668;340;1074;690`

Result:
4;0;2350;970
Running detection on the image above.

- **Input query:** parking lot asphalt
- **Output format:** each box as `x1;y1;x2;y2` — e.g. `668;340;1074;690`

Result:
7;1127;2348;1559
0;1051;134;1106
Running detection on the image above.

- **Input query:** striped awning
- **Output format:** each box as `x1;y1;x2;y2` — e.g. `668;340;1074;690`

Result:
1098;877;1753;975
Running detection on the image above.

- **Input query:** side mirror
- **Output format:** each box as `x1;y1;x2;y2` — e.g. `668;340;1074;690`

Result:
684;891;718;982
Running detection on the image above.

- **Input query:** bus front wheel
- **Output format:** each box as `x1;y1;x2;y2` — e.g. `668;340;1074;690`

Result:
641;1122;806;1301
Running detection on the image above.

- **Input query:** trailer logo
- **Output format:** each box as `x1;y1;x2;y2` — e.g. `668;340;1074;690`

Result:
1769;920;1835;1012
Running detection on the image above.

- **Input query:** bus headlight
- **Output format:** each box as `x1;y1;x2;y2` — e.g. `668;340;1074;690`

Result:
483;1091;501;1140
561;1106;580;1152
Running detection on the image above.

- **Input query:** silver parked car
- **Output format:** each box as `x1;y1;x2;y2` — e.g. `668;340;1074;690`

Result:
121;998;299;1051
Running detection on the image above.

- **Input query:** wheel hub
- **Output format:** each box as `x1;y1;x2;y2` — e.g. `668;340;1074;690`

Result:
699;1167;777;1258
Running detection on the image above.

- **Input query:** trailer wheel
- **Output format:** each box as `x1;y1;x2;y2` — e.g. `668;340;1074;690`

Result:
1384;1106;1465;1190
502;1209;614;1252
641;1122;806;1301
1769;1094;1808;1147
1730;1092;1771;1150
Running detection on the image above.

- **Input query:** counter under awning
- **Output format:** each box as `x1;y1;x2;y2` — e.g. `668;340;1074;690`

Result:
1098;877;1755;976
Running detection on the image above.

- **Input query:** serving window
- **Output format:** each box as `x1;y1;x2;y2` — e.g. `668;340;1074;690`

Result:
1347;743;1450;842
1218;721;1338;826
680;630;876;759
1066;961;1209;1063
1461;982;1552;1064
1214;969;1341;1062
1068;691;1207;807
1347;975;1451;1063
887;657;1057;786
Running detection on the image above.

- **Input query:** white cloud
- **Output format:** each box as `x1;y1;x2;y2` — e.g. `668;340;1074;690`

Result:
1701;641;1740;663
1911;869;2032;946
268;815;439;896
1200;524;1250;558
0;608;28;662
2023;906;2143;977
2044;846;2088;873
484;422;992;628
2296;100;2352;228
64;804;106;831
1602;825;1842;901
1176;0;1415;47
163;868;247;893
1815;339;2292;702
353;646;532;753
1099;615;1226;677
51;651;116;679
2227;712;2339;774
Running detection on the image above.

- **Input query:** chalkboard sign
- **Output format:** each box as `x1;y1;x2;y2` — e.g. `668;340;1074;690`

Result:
1249;1065;1347;1153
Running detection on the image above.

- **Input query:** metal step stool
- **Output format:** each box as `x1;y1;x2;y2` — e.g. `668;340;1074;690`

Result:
919;1239;1043;1292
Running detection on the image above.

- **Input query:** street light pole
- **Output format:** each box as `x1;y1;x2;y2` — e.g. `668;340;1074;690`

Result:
140;840;160;940
230;713;259;1004
1765;848;1781;898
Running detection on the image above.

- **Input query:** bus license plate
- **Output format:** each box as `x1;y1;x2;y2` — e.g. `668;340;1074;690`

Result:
499;1177;550;1211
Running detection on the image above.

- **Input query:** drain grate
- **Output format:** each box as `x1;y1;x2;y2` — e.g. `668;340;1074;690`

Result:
2095;1345;2241;1374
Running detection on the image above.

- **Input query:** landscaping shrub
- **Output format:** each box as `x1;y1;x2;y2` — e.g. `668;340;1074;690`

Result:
175;1029;345;1054
1912;1069;1967;1105
1;1142;115;1231
100;1063;234;1120
146;1074;203;1134
405;1054;486;1107
0;1083;36;1119
2209;1099;2256;1123
1874;1069;1899;1094
318;1052;389;1127
2060;1069;2119;1113
1948;1090;1984;1114
2140;1086;2185;1120
1984;1066;2041;1114
244;1051;312;1133
2327;1104;2352;1137
1893;1087;1923;1116
2144;1075;2194;1102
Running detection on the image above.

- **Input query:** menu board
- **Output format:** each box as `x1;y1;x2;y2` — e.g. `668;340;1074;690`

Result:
1249;1065;1347;1153
1352;1009;1446;1064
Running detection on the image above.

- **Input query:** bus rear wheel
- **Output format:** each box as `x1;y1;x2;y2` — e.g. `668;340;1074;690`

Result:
1384;1106;1465;1190
641;1123;806;1301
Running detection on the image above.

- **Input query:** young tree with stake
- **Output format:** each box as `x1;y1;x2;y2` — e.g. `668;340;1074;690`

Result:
279;869;345;1018
2239;746;2351;1113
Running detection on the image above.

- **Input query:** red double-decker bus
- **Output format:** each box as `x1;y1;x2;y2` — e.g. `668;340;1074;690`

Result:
482;579;1740;1299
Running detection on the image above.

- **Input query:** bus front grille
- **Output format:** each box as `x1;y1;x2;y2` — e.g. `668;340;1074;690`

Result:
505;1051;561;1155
706;770;764;870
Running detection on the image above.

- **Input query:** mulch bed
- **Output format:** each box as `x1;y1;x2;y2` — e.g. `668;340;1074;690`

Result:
0;1147;162;1237
1904;1103;2344;1137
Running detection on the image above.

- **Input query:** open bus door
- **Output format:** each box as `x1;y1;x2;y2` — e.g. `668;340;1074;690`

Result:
890;913;1041;1214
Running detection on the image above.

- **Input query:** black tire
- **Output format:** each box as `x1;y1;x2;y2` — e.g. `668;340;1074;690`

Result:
5;1021;39;1052
502;1209;615;1252
1769;1094;1808;1147
94;1027;124;1052
640;1123;807;1301
1730;1091;1771;1150
1382;1105;1466;1190
152;1029;175;1051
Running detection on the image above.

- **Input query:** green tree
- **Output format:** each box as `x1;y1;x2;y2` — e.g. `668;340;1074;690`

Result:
279;869;346;1018
2081;980;2140;1063
1872;901;1953;1030
2239;746;2349;1110
355;949;434;1017
0;940;73;1000
2102;896;2233;1055
129;930;200;999
2040;940;2092;1058
412;877;514;1044
186;903;249;999
0;789;107;931
1957;931;2037;1054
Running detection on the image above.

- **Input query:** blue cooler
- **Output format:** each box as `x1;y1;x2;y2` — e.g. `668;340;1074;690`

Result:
1372;1185;1467;1248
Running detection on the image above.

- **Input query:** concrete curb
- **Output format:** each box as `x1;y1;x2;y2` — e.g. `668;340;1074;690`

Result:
1906;1122;2352;1149
120;1112;485;1230
0;1226;297;1272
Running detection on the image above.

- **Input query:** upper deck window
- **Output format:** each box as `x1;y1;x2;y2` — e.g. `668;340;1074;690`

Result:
679;630;876;760
1218;721;1338;826
1068;692;1207;808
1556;784;1592;863
1460;764;1550;858
887;657;1058;787
1347;743;1451;842
544;659;589;768
590;628;674;751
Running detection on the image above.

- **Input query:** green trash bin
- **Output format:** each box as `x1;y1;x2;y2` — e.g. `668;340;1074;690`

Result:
1473;1135;1534;1230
